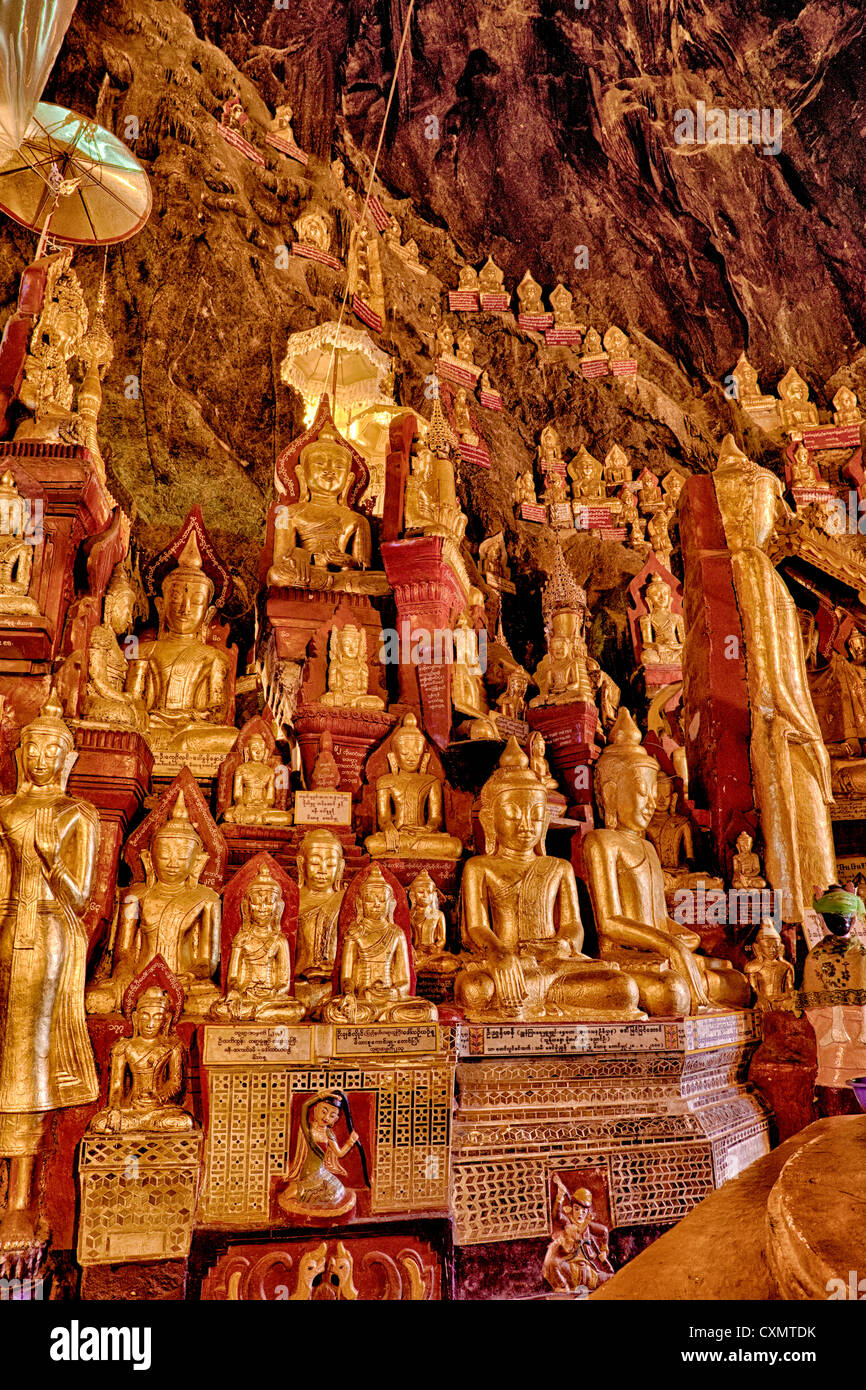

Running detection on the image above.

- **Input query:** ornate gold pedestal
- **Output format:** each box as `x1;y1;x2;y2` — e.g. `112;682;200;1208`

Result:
77;1132;203;1265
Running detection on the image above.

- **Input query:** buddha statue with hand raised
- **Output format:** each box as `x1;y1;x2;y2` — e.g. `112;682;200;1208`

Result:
127;533;237;761
268;422;389;595
584;711;750;1015
365;713;462;860
455;740;644;1022
322;866;437;1023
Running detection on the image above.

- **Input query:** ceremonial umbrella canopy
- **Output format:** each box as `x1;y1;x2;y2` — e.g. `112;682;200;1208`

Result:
0;0;78;157
281;321;393;419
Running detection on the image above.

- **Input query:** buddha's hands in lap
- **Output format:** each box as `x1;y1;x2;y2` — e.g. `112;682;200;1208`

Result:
491;951;527;1007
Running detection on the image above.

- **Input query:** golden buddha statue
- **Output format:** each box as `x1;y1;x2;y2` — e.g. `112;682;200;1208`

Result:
295;829;345;1003
211;863;305;1023
408;869;457;974
294;206;332;253
517;270;544;315
15;249;89;446
530;610;594;706
0;692;99;1253
403;443;467;541
810;627;866;761
81;563;147;729
581;327;606;360
436;321;455;358
833;386;861;428
222;732;292;826
647;508;673;568
457;264;479;292
604;444;632;487
455;329;477;367
790;442;827;490
320;624;385;710
515;470;539;506
322;866;437;1023
731;832;767;890
603;325;631;361
127;533;237;761
478;256;505;295
268;423;388;594
453;388;479;445
713;434;836;922
0;472;39;613
731;353;762;406
662;470;686;506
86;793;221;1019
89;983;195;1134
543;470;568;507
549;283;578;328
777;367;819;433
365;713;462;860
497;666;530;721
452;610;489;718
568;446;605;501
584;710;750;1014
645;772;723;895
455;740;643;1022
639;575;684;667
538;424;563;470
744;920;794;1011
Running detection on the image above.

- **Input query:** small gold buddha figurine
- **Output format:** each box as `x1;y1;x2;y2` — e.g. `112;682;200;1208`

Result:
549;283;578;328
127;532;237;760
744;920;794;1011
0;471;38;613
542;1177;614;1296
479;532;513;591
568;446;605;501
517;270;544;315
662;470;686;505
543;470;569;507
403;443;467;541
89;979;195;1134
294;206;333;253
777;367;819;433
365;713;462;860
15;249;89;446
222;732;292;825
478;255;505;295
833;386;861;428
603;444;632;487
81;563;147;729
457;263;479;292
0;691;99;1254
645;772;722;895
620;486;639;528
581;327;606;360
731;353;762;406
731;832;767;889
497;666;530;721
584;710;750;1014
603;325;631;361
456;740;643;1022
278;1090;365;1219
530;610;594;706
295;830;345;1006
454;329;477;367
453;388;479;445
639;575;684;667
790;441;827;490
320;624;385;711
86;793;222;1019
452;610;489;718
268;423;389;595
647;507;674;568
515;470;539;506
538;424;563;469
638;470;663;512
408;870;457;974
211;863;305;1023
323;866;437;1023
436;320;455;358
311;729;341;789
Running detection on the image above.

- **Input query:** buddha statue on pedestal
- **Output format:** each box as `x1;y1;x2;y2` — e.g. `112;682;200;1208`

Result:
268;424;388;595
568;446;605;502
517;270;544;315
647;508;673;569
452;611;489;718
322;866;437;1023
646;772;723;895
455;740;643;1022
833;386;861;428
295;830;345;1007
604;445;632;488
530;610;594;706
211;863;305;1023
778;368;819;434
453;388;479;445
80;563;147;729
320;624;385;710
549;283;578;328
639;575;684;667
365;713;462;861
584;710;750;1015
515;470;539;507
538;424;563;470
409;870;457;974
731;832;767;890
457;264;479;292
0;472;39;614
127;533;237;761
790;442;828;491
744;920;793;1011
478;256;505;296
222;732;292;826
89;980;194;1134
86;793;221;1019
403;443;466;541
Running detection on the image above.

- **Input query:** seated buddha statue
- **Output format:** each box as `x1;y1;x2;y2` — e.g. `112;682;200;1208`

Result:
639;575;684;667
646;773;723;895
0;472;39;613
457;264;479;292
89;984;194;1135
267;423;389;595
604;444;631;488
86;793;222;1019
408;870;457;974
543;470;569;507
790;442;828;491
320;624;385;710
403;443;467;541
530;612;594;706
478;256;505;296
517;270;544;315
778;368;819;433
538;424;563;470
567;446;605;502
322;866;438;1023
731;832;767;890
365;713;462;860
452;610;489;718
211;863;305;1023
453;388;479;446
126;533;237;759
549;283;577;328
583;711;750;1015
455;740;644;1022
222;732;292;825
515;470;539;506
647;509;673;569
833;386;861;428
295;830;346;1010
81;563;147;729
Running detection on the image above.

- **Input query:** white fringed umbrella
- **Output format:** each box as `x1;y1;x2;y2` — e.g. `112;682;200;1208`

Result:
280;321;393;411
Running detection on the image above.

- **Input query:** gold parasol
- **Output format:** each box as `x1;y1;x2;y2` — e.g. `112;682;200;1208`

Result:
0;101;151;246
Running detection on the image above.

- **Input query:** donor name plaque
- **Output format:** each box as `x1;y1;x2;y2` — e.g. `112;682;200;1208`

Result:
203;1025;312;1065
294;790;353;825
334;1024;439;1056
